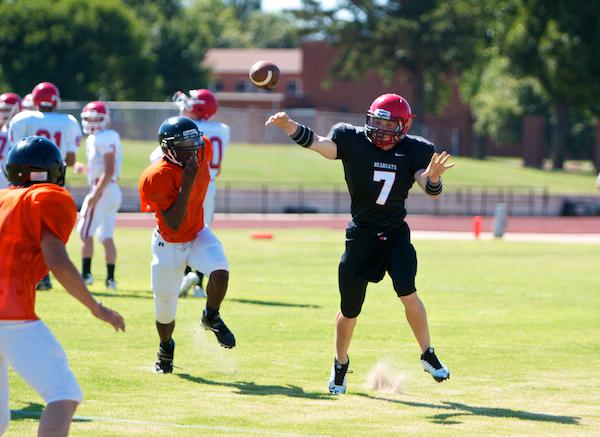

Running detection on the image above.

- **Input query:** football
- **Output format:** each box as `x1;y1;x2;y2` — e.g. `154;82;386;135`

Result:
249;60;280;90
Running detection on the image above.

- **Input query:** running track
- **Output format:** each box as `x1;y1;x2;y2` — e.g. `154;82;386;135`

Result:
117;213;600;234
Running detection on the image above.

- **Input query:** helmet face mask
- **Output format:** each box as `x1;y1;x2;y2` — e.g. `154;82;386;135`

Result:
365;94;415;149
173;89;217;120
81;101;110;134
0;93;21;126
4;136;66;187
158;116;204;166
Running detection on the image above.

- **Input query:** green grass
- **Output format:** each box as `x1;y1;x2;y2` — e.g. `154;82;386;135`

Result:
68;141;599;194
6;228;600;436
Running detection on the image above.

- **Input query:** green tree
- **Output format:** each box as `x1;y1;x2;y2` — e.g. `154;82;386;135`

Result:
503;0;600;169
295;0;488;118
0;0;156;100
123;0;211;97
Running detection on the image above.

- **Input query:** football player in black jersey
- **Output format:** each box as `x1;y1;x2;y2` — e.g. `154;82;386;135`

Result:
266;93;455;394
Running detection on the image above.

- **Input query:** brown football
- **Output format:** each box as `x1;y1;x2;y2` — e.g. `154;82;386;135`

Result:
249;60;280;90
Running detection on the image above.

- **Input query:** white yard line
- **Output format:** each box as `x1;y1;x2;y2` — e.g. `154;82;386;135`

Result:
11;410;329;437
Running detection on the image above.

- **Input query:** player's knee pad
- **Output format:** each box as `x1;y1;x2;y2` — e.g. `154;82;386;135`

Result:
154;294;177;324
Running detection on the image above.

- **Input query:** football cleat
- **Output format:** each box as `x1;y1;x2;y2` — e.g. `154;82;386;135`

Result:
105;278;117;290
328;357;349;394
179;272;199;297
83;273;93;285
192;285;207;298
155;339;175;374
420;347;450;382
201;310;236;348
36;275;52;291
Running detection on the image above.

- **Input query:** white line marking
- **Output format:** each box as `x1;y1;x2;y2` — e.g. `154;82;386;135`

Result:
11;410;329;437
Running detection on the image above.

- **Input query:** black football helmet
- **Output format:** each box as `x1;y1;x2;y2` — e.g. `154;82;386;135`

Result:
158;116;204;166
4;136;66;186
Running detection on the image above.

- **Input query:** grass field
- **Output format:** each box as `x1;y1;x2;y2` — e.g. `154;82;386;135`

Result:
68;141;600;194
6;228;600;436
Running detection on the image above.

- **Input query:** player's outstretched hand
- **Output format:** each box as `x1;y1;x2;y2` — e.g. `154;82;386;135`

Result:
265;112;298;135
422;151;455;181
182;155;198;187
92;302;126;332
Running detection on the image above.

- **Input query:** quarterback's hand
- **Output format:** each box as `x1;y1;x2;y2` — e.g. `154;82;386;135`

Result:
421;152;455;182
92;302;126;332
182;155;198;187
265;112;298;135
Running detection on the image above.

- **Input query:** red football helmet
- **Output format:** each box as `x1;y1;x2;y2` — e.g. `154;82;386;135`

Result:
173;89;218;120
81;101;111;134
0;92;21;125
365;93;415;149
32;82;60;110
21;93;34;111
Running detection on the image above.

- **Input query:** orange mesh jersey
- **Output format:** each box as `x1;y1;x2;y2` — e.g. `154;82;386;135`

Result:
0;184;77;320
139;138;212;243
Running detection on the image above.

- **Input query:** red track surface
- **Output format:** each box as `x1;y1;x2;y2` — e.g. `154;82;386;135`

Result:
116;213;600;234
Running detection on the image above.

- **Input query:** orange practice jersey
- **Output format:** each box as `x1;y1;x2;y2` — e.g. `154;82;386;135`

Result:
139;138;212;243
0;184;77;320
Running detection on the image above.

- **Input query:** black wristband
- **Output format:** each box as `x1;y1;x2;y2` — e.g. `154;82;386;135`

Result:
425;178;443;195
289;124;314;148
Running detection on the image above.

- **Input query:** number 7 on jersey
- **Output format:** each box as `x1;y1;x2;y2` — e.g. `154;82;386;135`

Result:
373;170;396;205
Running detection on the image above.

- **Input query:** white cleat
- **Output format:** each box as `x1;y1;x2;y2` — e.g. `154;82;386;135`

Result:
105;279;117;290
179;272;199;297
328;357;349;394
83;273;94;286
420;347;450;382
192;285;207;298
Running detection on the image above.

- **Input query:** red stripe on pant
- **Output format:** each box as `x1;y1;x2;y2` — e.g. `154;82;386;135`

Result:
82;204;96;239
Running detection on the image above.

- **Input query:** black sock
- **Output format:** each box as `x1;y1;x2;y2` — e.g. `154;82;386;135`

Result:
204;305;219;320
107;264;115;281
184;266;192;275
82;258;91;276
196;271;204;287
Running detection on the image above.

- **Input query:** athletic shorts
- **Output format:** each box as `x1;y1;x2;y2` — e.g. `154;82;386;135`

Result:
0;320;83;416
77;182;122;241
338;221;417;317
151;226;229;323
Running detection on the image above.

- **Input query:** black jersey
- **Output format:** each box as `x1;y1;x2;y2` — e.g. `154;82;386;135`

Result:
329;123;435;229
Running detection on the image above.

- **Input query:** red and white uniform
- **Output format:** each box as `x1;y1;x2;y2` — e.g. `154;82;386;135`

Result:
140;140;229;323
77;129;123;241
8;111;81;159
0;126;10;189
0;185;83;433
149;120;230;225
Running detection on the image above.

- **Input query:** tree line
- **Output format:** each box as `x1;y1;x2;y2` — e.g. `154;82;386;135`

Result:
1;0;598;168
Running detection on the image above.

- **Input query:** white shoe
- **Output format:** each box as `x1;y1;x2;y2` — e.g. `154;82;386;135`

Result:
105;279;117;290
179;272;199;297
328;357;349;394
420;347;450;382
83;273;93;285
192;285;207;298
